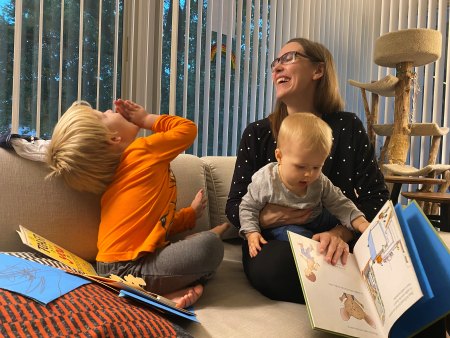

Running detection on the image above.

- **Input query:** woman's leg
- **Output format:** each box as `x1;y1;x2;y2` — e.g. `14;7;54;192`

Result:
242;239;305;303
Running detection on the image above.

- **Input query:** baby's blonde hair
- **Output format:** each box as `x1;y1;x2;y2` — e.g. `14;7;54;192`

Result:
277;113;333;156
46;101;122;194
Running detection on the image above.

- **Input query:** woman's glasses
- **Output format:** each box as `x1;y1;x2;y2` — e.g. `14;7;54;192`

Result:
270;51;315;71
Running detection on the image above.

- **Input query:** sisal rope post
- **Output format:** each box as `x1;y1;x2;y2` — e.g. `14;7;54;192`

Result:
387;61;413;164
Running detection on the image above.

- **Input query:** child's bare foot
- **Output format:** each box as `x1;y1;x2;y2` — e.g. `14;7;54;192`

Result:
210;222;231;237
191;189;206;219
164;284;204;308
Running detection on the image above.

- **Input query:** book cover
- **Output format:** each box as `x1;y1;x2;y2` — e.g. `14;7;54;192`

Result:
17;225;197;321
17;225;98;276
0;253;90;304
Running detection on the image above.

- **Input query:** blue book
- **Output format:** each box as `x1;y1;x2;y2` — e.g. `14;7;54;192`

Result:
119;289;199;322
0;253;90;304
390;201;450;337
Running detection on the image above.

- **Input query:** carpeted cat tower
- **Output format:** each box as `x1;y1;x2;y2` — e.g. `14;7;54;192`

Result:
349;28;450;214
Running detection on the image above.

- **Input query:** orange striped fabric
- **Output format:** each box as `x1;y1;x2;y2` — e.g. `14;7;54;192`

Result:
0;276;191;337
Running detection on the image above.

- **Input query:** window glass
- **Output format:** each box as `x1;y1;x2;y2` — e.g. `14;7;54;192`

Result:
0;0;123;138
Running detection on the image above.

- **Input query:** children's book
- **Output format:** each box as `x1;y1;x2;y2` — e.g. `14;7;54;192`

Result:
0;252;90;304
288;200;450;338
17;225;197;322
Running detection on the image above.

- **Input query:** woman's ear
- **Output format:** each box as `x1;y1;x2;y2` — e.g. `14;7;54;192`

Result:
312;63;325;81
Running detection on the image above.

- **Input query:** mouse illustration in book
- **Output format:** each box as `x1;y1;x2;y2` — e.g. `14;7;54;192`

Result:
339;292;376;328
298;242;320;282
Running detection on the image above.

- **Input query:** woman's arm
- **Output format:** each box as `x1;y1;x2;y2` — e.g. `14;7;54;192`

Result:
258;204;312;228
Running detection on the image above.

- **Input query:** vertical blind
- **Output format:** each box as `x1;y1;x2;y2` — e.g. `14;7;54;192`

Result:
152;0;448;169
4;0;123;138
6;0;447;168
270;0;449;168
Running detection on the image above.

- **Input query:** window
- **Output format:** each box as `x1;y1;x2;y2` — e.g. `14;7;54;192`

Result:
160;0;274;156
0;0;123;138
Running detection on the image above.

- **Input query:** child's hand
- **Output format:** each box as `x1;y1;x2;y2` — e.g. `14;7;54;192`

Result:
114;99;149;128
245;232;268;258
190;189;206;219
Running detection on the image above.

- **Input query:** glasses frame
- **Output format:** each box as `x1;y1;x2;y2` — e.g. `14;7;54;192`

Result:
270;51;316;71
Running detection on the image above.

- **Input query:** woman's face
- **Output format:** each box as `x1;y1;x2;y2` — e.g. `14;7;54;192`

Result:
271;42;321;104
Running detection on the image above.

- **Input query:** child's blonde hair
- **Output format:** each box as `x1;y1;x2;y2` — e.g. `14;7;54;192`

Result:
277;113;333;156
46;101;122;194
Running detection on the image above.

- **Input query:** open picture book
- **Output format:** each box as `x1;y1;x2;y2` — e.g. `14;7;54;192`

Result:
288;200;450;338
16;225;198;322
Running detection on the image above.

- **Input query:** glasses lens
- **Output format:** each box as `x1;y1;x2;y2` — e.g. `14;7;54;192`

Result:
281;51;296;63
270;58;279;70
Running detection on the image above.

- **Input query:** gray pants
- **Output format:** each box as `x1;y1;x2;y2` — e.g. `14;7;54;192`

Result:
97;231;224;295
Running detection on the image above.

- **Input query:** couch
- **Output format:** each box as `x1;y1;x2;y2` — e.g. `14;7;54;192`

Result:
1;148;449;337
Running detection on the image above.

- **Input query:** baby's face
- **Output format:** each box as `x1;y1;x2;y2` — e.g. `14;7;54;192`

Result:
276;141;327;195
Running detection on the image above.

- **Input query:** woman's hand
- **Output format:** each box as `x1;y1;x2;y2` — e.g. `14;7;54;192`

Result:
312;225;353;265
259;203;312;229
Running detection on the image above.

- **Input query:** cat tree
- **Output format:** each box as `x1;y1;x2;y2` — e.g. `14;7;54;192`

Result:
349;28;450;215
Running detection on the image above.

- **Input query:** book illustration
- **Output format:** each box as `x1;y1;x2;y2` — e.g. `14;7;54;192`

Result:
355;202;415;328
298;242;320;282
339;292;376;328
0;253;89;304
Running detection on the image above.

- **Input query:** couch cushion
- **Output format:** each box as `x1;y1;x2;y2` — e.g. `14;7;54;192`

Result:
0;148;100;261
202;156;238;239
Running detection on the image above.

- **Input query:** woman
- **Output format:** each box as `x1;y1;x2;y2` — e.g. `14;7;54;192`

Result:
226;37;389;303
225;37;447;337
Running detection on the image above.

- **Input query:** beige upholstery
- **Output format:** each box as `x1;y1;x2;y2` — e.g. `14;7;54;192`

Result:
0;147;337;338
203;156;239;239
0;148;101;260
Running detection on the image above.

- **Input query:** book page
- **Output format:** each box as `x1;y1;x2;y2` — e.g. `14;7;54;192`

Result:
289;232;383;337
17;225;98;276
353;201;423;336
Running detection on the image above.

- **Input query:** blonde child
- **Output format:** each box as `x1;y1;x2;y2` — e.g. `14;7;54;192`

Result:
47;99;229;308
239;113;369;257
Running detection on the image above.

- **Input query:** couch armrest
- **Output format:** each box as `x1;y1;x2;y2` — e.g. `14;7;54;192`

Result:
0;148;100;261
202;156;238;239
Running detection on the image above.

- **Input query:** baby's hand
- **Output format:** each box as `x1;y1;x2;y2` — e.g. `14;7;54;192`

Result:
190;189;206;219
245;232;268;258
114;99;148;127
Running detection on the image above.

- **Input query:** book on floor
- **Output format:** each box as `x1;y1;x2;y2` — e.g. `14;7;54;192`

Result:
288;200;450;338
17;224;197;321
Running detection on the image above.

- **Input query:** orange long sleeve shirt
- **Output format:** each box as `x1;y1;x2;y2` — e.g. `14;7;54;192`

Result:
96;115;197;262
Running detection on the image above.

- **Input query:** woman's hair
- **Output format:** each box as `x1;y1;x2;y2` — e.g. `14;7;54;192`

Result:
269;38;344;140
46;101;122;194
277;113;333;157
